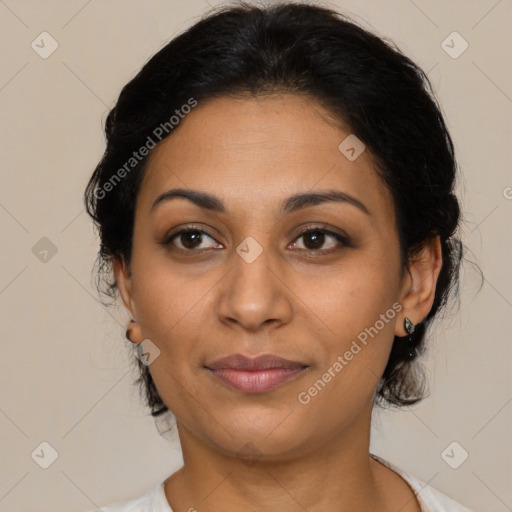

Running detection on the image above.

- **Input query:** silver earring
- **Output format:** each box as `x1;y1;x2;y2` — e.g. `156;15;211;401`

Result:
403;317;416;361
404;317;415;335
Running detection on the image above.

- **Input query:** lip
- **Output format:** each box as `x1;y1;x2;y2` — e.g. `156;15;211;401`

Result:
205;353;309;393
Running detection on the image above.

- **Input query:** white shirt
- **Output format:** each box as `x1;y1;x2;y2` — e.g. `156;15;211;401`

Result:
89;453;476;511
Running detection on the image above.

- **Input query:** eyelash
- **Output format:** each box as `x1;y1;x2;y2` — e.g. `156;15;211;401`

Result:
161;224;351;255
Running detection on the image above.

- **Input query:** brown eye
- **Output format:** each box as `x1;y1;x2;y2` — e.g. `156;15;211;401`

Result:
290;227;350;253
165;228;222;251
179;230;204;249
302;230;325;250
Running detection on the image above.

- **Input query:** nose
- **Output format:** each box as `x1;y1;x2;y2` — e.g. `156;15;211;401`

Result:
217;245;294;333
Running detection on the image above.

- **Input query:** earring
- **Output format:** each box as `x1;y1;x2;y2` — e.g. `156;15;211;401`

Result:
403;317;416;361
125;319;139;344
404;317;415;335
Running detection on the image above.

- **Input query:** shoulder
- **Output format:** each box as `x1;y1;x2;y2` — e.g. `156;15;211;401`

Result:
83;481;172;512
370;453;476;512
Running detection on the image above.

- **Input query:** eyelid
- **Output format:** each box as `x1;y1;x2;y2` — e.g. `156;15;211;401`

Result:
294;223;348;239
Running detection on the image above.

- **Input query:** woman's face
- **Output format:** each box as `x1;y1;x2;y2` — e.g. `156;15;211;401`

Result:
115;94;429;460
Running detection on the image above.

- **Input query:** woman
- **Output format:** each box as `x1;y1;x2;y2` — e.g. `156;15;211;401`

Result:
84;2;475;511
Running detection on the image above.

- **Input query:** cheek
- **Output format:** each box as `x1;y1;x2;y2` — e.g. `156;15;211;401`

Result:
130;258;203;355
131;268;207;414
306;259;399;334
131;234;205;318
301;264;400;391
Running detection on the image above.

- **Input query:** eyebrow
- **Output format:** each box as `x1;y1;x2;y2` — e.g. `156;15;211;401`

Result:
150;187;371;216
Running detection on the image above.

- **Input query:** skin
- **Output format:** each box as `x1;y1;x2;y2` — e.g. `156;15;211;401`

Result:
114;93;442;512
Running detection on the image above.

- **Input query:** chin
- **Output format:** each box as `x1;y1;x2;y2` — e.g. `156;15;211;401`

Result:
201;410;313;459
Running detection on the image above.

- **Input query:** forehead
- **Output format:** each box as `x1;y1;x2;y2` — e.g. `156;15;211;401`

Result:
137;94;395;221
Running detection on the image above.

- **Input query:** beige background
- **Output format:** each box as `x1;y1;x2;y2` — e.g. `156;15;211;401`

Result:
0;0;510;511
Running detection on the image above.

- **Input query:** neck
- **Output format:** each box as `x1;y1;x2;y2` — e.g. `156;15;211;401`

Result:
164;407;391;512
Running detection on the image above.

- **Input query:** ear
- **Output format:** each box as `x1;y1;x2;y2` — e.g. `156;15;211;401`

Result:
113;255;144;343
395;235;443;337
